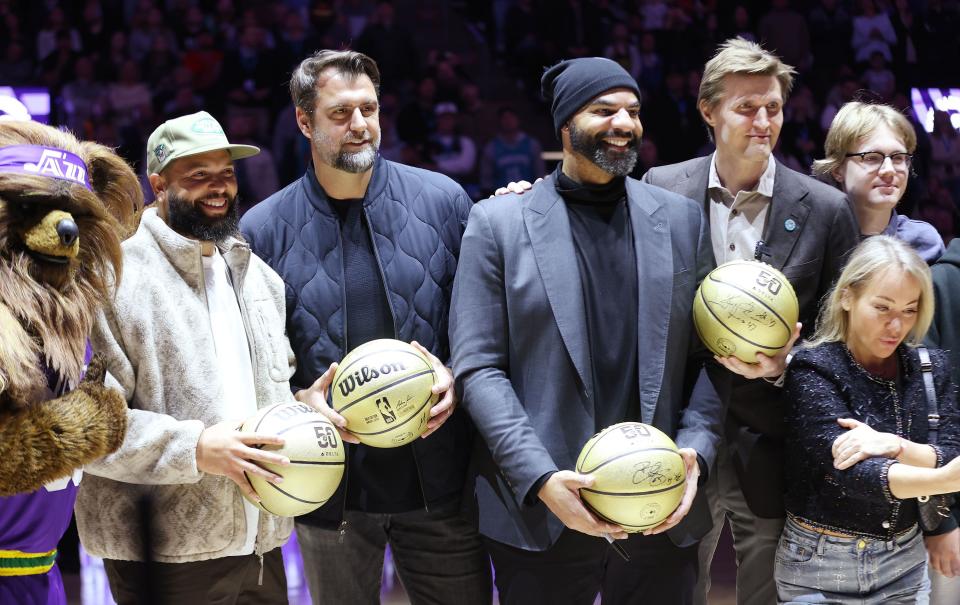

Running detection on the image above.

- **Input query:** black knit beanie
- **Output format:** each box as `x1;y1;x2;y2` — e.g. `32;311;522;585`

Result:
541;57;642;139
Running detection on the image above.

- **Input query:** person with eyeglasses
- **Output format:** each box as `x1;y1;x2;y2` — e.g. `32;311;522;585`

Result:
813;101;945;264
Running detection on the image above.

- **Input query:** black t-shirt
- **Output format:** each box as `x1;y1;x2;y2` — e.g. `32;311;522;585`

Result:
329;197;423;513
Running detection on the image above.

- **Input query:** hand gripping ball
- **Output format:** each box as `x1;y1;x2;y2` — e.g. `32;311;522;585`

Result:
240;402;345;517
331;339;438;448
576;422;686;532
692;260;799;363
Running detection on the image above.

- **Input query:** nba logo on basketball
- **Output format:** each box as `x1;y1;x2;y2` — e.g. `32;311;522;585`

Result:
376;397;397;423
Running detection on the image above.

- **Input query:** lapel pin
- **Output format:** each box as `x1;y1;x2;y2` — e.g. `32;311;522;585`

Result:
784;218;797;232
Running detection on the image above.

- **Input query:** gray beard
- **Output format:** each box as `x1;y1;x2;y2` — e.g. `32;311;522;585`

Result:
166;191;240;243
569;123;638;177
314;128;380;173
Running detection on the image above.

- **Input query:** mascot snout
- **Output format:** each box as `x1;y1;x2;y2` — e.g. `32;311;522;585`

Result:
22;210;80;262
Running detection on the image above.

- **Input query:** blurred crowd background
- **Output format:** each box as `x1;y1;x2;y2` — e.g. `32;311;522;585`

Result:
1;0;959;239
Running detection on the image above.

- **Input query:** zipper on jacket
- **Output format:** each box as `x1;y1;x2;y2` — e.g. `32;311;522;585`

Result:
338;448;351;543
362;207;399;338
226;246;259;378
333;225;355;542
257;552;264;586
337;227;350;352
412;445;430;513
364;208;433;513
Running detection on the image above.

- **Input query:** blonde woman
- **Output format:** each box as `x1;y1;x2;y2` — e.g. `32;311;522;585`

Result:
814;101;945;263
778;236;960;603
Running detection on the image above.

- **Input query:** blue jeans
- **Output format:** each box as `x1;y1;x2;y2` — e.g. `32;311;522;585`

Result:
775;517;927;604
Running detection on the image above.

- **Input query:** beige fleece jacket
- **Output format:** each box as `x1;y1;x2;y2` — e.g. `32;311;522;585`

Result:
76;208;296;563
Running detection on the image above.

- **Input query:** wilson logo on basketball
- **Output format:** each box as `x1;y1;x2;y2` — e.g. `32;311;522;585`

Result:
337;362;408;398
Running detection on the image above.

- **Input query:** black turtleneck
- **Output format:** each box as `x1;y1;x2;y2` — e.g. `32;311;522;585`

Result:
555;168;640;431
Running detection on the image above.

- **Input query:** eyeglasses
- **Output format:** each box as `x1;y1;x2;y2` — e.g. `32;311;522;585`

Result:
844;151;913;171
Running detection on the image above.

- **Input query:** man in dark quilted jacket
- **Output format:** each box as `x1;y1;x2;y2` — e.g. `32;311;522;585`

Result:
240;50;491;605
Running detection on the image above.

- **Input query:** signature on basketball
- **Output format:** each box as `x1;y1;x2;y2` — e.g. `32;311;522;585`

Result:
632;461;678;486
710;294;776;332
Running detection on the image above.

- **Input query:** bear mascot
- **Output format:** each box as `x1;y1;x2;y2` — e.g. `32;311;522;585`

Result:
0;120;142;603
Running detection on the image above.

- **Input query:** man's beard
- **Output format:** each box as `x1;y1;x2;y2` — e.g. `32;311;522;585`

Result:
569;123;639;177
313;126;380;173
167;191;240;243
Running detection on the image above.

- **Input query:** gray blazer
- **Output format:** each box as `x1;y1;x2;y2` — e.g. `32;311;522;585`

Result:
643;155;860;517
449;173;724;551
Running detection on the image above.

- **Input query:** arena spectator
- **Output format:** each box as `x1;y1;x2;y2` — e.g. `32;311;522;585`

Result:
851;0;897;64
758;0;810;71
35;6;81;62
861;51;896;100
428;102;477;186
604;22;642;80
59;56;107;137
929;111;960;200
479;106;544;196
355;1;420;93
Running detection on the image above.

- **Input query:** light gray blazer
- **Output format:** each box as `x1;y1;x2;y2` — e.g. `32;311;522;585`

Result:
450;173;724;550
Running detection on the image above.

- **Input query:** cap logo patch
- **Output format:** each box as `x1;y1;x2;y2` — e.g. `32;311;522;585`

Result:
191;117;224;135
154;143;167;162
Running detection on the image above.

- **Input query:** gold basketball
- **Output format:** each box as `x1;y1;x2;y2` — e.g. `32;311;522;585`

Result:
693;260;799;363
576;422;686;532
331;339;437;448
240;402;345;517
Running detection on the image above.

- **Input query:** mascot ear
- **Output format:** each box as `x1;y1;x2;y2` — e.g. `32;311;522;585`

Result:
81;141;144;237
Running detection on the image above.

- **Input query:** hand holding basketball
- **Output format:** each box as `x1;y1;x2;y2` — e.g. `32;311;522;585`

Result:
693;260;799;364
196;419;290;504
331;339;438;448
644;448;700;535
409;341;456;439
296;363;361;444
538;471;628;539
715;322;801;379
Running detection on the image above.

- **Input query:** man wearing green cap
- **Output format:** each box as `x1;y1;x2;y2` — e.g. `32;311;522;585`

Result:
75;111;305;604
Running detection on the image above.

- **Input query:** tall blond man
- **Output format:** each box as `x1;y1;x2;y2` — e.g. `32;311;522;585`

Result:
642;38;860;604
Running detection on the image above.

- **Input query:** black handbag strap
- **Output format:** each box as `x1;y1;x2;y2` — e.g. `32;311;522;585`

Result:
918;347;939;445
916;347;952;518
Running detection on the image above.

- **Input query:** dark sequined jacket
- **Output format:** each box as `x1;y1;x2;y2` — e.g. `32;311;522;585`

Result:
784;341;960;539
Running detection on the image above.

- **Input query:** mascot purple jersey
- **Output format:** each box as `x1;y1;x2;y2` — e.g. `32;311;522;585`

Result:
0;346;90;604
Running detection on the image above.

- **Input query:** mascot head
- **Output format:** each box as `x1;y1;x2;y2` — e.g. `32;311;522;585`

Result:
0;121;142;393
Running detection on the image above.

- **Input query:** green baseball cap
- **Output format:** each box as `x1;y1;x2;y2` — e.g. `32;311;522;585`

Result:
146;111;259;175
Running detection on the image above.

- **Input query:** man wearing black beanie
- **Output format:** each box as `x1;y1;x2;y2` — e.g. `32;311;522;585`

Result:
450;57;725;604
